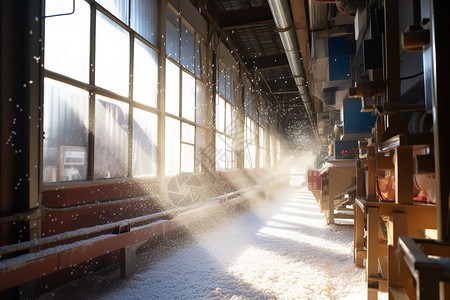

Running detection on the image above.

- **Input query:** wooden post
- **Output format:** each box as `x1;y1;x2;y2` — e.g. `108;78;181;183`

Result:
367;207;379;300
387;213;407;297
120;245;137;280
394;147;413;204
367;145;376;200
354;202;365;267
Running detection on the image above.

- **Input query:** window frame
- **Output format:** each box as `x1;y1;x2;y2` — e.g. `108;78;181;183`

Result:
43;0;161;186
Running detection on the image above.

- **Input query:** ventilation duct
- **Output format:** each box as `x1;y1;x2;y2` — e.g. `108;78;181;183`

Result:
267;0;319;140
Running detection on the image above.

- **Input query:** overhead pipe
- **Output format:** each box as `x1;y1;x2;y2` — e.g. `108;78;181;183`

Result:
267;0;319;140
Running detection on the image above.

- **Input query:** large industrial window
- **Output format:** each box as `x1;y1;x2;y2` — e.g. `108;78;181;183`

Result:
164;74;200;175
43;0;159;183
215;61;236;170
164;4;206;176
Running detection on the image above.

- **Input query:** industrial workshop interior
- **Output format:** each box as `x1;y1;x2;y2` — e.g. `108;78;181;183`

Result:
1;0;449;299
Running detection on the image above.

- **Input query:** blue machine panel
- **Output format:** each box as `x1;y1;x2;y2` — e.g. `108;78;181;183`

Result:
342;98;376;135
328;35;355;81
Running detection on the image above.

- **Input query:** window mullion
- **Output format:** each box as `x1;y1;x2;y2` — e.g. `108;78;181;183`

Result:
127;32;134;177
88;2;97;181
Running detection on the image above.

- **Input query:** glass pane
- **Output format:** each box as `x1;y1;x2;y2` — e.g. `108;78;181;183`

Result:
96;0;129;24
182;122;195;144
226;137;234;169
259;126;265;147
166;20;179;61
225;69;231;100
225;101;232;135
133;108;158;177
259;148;266;168
131;0;158;45
94;96;129;179
96;11;130;97
230;76;235;104
165;117;180;176
246;117;254;144
226;150;232;169
216;96;225;133
271;150;275;167
134;38;158;108
215;133;225;171
180;23;195;73
195;127;206;172
165;59;180;116
244;89;252;116
43;78;89;183
166;6;179;25
181;144;194;173
200;41;208;82
195;38;201;78
249;144;256;168
182;71;195;122
226;137;233;151
244;143;251;169
45;0;90;83
196;81;208;127
218;64;225;96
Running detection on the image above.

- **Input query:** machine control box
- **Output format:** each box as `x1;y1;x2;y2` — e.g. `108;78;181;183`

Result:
328;140;358;160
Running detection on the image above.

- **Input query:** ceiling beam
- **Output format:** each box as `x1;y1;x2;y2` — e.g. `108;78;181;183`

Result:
243;54;288;70
290;0;315;111
272;91;300;95
265;81;297;93
218;6;274;30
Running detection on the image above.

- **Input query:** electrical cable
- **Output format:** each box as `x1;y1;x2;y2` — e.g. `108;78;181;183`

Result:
376;176;387;200
45;0;75;18
387;71;424;81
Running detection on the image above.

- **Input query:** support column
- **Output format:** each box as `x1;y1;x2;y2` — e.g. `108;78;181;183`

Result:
429;0;450;243
1;0;42;246
235;64;245;170
158;0;167;179
384;0;400;103
367;207;380;300
354;202;365;267
1;0;43;298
